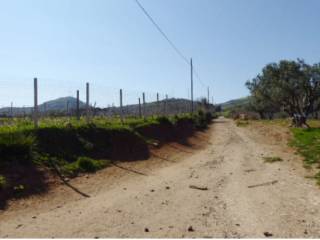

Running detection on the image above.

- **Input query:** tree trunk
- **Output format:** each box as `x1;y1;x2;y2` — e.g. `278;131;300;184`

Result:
291;114;310;128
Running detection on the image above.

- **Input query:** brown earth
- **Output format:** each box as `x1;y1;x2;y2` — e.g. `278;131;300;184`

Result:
1;117;320;238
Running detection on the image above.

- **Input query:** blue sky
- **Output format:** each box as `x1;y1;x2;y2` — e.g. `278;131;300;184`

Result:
0;0;319;107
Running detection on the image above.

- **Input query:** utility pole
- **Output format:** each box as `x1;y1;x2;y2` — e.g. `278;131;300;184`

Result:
207;87;210;104
34;78;38;128
190;58;194;114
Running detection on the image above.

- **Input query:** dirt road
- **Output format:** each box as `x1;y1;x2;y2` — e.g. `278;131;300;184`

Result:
1;118;320;238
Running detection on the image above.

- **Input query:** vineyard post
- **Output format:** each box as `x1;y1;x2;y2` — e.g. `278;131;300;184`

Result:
190;58;194;114
157;92;159;116
33;78;38;128
142;92;146;119
66;100;70;118
138;98;142;118
120;89;123;123
43;103;47;118
76;90;80;120
165;94;168;116
86;82;90;123
10;102;13;119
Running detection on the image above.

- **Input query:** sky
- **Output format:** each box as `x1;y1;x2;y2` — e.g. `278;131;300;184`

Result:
0;0;320;107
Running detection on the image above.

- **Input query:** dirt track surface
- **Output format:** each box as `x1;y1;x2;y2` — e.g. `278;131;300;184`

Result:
1;117;320;238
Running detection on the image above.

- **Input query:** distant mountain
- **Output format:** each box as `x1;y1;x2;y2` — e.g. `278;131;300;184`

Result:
39;97;86;112
219;97;250;111
95;98;207;117
0;97;213;117
0;97;86;116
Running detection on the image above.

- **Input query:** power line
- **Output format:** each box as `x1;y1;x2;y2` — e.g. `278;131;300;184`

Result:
134;0;189;65
134;0;209;93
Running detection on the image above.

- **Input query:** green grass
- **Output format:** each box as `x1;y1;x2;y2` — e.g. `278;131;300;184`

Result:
62;157;110;176
263;156;283;163
290;128;320;166
290;126;320;185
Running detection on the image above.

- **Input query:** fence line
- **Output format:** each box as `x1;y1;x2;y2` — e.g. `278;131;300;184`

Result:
0;78;215;127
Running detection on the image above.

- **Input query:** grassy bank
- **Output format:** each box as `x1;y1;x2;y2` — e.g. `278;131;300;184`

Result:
0;111;214;208
290;127;320;179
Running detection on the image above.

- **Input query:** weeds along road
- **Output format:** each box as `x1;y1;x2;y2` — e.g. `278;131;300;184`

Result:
1;117;320;238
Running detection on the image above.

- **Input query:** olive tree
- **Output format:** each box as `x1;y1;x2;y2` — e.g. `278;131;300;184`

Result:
246;59;320;127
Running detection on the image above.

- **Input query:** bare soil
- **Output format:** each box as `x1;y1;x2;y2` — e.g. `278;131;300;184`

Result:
1;117;320;238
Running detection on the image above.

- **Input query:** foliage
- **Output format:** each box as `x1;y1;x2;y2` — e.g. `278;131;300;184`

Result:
63;157;109;176
0;113;213;177
246;59;320;126
0;131;35;165
0;175;7;189
156;116;172;126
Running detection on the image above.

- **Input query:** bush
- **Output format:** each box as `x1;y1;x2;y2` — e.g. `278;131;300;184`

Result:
194;110;208;130
63;157;109;176
156;116;172;126
0;132;35;165
205;112;213;123
0;175;7;189
77;157;97;172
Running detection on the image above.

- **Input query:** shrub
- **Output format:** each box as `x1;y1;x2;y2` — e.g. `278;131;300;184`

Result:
0;175;7;189
77;157;98;172
194;110;208;130
0;132;35;165
63;157;109;176
205;112;213;123
156;116;172;126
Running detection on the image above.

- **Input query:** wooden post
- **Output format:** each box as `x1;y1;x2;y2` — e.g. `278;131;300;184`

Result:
138;98;142;118
76;90;80;120
120;89;123;123
10;102;13;119
190;58;194;114
34;78;38;128
86;82;90;123
66;101;69;117
157;93;160;116
142;92;146;119
43;103;47;118
165;94;168;116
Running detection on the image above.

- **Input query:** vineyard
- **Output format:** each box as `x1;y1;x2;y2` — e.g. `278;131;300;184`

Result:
0;110;214;209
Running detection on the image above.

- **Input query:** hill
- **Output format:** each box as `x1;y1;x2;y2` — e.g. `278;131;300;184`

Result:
0;97;86;116
219;97;250;111
0;97;213;117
